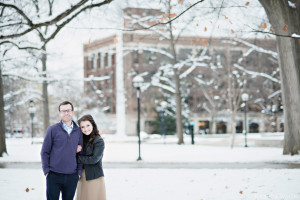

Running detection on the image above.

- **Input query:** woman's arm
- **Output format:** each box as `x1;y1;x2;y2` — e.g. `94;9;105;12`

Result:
78;138;104;165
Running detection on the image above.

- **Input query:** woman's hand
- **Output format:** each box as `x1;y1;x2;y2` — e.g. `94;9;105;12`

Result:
77;145;82;153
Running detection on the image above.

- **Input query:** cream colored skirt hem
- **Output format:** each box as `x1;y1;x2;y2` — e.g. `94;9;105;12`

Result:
76;169;106;200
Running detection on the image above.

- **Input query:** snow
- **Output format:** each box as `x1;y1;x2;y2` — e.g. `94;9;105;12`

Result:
288;1;297;9
1;168;300;200
233;64;280;83
1;134;300;163
268;90;281;99
1;135;300;200
291;33;300;38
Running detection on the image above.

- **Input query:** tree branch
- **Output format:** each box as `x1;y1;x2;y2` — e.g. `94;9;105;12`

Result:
41;0;113;47
0;0;113;40
0;41;40;50
0;2;34;26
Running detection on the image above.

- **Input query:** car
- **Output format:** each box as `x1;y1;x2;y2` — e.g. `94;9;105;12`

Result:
13;128;23;138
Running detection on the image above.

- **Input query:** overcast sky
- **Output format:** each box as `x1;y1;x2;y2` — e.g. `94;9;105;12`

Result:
46;0;270;81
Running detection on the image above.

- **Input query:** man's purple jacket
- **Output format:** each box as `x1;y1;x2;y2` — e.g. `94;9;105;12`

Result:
41;121;83;176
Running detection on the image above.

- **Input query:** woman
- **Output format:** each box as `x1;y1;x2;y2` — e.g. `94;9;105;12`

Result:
76;114;106;200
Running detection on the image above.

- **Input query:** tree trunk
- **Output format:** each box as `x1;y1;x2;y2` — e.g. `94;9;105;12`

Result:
0;67;7;156
167;0;183;144
42;47;50;136
259;0;300;155
174;68;184;144
230;112;237;149
210;108;216;134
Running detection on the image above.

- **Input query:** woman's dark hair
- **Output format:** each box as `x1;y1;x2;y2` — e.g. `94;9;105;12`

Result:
78;114;100;146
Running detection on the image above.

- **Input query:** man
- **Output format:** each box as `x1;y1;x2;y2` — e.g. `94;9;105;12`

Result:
41;101;83;200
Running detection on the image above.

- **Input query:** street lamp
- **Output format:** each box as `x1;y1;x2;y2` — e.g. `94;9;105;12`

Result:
241;93;249;147
29;100;36;144
133;75;144;161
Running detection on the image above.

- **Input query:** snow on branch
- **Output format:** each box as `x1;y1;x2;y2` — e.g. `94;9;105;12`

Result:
151;71;176;93
232;38;278;58
0;0;114;40
201;87;215;108
151;81;176;93
2;72;110;83
288;1;296;9
291;33;300;38
233;64;280;83
268;90;281;99
202;103;211;113
178;55;210;79
0;41;41;51
4;88;42;100
4;94;44;110
157;76;175;88
194;77;214;86
123;1;205;32
123;47;173;59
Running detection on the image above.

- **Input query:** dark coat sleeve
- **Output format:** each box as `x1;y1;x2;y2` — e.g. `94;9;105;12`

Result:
40;126;53;175
78;138;104;165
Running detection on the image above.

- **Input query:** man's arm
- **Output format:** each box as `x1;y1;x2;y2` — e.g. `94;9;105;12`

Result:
77;132;83;176
40;127;53;176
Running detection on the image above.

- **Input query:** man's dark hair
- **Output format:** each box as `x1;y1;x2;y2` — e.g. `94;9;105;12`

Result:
58;101;74;111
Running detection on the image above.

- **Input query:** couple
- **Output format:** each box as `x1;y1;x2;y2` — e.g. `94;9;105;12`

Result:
40;101;106;200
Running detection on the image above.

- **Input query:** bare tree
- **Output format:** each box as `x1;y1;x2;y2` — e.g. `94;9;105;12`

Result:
0;0;113;157
124;0;210;144
258;0;300;155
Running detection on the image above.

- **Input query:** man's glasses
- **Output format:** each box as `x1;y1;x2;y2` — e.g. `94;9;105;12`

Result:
60;109;73;114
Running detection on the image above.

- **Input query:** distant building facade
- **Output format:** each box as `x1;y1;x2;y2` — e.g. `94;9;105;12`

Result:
83;8;283;135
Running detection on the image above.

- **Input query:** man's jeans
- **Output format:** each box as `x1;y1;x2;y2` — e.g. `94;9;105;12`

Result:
46;171;79;200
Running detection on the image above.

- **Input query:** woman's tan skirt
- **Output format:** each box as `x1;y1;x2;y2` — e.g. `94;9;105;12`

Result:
76;169;106;200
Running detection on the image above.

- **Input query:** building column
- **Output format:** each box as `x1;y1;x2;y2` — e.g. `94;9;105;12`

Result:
193;118;199;135
116;24;126;136
211;121;216;134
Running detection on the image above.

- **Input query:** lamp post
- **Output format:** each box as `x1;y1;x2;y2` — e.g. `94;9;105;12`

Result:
133;75;144;161
29;100;36;144
241;93;249;147
157;101;167;144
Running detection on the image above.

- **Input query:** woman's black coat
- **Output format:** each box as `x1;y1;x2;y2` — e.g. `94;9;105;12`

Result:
78;136;105;181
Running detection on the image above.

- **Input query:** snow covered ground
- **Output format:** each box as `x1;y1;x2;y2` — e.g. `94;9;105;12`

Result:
1;134;299;164
1;168;300;200
0;135;300;200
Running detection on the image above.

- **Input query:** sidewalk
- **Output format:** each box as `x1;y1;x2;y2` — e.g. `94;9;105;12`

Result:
0;133;299;165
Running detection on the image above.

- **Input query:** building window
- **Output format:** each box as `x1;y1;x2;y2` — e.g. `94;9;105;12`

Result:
106;97;111;113
133;50;139;64
91;54;96;70
185;96;194;109
143;50;157;65
111;54;115;65
178;48;192;60
230;50;243;65
104;52;108;67
213;51;227;68
216;121;227;134
106;73;111;89
98;76;103;90
245;51;259;67
98;53;102;68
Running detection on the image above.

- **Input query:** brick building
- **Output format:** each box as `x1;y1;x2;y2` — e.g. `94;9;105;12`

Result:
83;8;283;135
